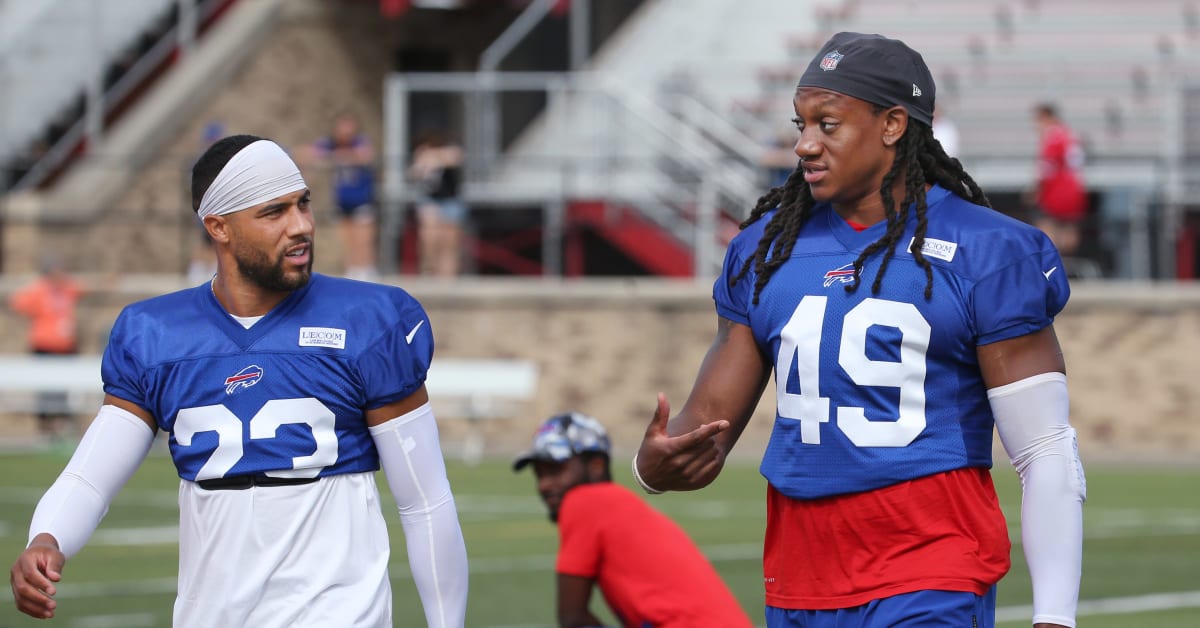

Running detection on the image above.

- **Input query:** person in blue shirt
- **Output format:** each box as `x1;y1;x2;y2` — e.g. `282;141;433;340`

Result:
10;134;468;627
304;112;380;281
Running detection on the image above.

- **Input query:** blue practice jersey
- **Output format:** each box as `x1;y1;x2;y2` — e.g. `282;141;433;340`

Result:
715;185;1069;499
102;274;433;482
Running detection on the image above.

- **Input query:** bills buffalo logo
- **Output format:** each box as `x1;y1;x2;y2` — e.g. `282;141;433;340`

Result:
224;365;264;395
823;263;856;288
820;50;844;71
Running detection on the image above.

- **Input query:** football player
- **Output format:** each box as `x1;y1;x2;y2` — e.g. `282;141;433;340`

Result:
10;135;469;627
633;33;1085;628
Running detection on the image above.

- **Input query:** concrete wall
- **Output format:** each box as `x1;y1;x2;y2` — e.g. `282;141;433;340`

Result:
0;276;1195;465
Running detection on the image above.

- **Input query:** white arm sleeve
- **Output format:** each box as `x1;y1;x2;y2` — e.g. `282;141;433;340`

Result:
989;372;1086;628
28;404;156;558
369;403;468;628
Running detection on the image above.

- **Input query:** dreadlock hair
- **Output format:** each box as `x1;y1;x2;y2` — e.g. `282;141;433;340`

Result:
190;134;265;213
731;114;989;304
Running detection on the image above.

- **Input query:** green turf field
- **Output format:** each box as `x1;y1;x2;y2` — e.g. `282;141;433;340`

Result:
0;449;1197;627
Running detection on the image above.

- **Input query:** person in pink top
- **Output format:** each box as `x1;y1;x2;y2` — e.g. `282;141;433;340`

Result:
514;411;753;628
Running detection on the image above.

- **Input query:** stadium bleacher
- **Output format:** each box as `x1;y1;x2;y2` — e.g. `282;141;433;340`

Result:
5;0;1198;280
750;0;1200;171
0;0;240;194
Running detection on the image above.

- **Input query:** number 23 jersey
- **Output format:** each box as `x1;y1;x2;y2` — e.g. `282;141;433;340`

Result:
101;274;433;481
715;185;1070;500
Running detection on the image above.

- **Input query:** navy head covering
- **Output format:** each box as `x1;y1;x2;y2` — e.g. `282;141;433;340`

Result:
797;32;936;126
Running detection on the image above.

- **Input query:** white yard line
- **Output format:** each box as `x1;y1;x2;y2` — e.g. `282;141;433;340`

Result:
3;489;1197;522
997;590;1200;621
56;578;177;599
37;514;1200;548
0;487;177;508
1004;507;1200;543
60;577;1200;623
70;613;158;628
92;525;180;546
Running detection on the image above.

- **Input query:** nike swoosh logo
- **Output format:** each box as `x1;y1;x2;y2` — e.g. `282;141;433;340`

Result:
405;320;425;344
1044;267;1058;279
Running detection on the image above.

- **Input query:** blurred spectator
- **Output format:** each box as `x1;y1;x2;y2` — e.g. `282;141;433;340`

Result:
932;104;960;158
995;4;1015;43
1131;66;1150;101
1027;103;1088;259
939;69;961;102
1103;101;1124;137
409;129;466;278
303;112;380;282
9;255;82;443
513;411;753;628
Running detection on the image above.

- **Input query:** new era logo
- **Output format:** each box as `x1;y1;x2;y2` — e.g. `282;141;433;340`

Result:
912;84;923;97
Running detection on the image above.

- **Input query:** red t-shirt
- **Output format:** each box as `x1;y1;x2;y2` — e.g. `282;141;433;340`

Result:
557;482;753;628
763;467;1012;610
1036;123;1088;223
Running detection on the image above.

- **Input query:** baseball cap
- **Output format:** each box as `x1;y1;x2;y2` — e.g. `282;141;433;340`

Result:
796;32;936;126
512;411;611;471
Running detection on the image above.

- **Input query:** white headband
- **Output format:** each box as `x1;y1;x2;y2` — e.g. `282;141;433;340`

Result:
196;140;307;219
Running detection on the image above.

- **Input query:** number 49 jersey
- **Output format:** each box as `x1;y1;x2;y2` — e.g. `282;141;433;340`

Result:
101;274;433;482
715;185;1070;500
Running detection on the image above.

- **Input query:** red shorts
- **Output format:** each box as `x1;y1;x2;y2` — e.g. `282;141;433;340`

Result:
763;467;1012;610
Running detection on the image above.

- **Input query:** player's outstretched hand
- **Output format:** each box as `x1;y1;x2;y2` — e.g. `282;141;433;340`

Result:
634;393;730;492
10;534;64;619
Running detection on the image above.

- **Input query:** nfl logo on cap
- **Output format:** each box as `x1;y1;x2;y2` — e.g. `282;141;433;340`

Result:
820;50;844;71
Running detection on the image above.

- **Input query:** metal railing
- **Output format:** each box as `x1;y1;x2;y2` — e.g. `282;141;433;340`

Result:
4;0;230;193
382;70;767;278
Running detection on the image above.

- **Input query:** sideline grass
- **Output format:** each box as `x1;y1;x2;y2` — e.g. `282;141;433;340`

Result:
0;450;1197;626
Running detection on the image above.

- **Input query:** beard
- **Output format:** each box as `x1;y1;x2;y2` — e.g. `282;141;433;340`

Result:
233;238;313;293
541;474;601;524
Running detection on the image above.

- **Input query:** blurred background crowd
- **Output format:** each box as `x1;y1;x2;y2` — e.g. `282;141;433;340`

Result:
7;0;1200;284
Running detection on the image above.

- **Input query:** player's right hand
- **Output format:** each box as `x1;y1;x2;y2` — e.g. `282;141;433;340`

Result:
10;533;65;619
634;392;731;492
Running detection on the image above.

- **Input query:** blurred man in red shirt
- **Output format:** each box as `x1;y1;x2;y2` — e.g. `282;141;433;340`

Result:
514;411;753;628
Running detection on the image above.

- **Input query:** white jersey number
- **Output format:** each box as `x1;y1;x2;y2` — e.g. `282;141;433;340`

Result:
174;398;339;480
776;296;930;447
